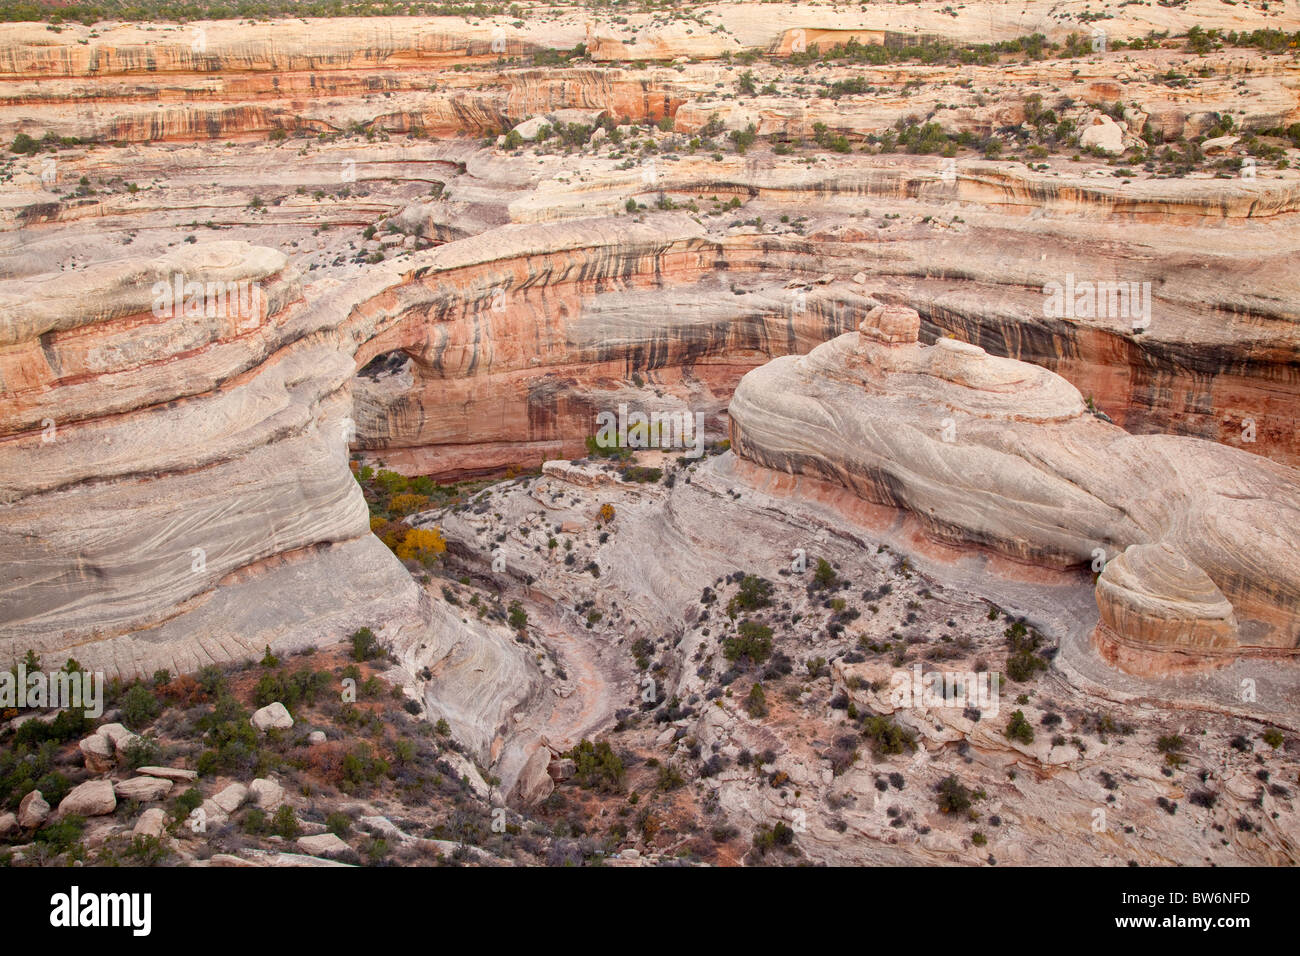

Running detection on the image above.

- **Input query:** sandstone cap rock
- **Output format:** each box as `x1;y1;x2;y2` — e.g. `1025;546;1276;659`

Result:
859;304;920;345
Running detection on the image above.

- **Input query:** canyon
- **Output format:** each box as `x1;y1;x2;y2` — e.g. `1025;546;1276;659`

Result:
0;0;1297;868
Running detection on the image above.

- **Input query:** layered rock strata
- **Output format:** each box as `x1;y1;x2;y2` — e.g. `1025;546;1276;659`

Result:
728;305;1300;672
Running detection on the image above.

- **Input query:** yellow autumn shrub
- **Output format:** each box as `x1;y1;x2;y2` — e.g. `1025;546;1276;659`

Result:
389;492;430;516
396;527;447;566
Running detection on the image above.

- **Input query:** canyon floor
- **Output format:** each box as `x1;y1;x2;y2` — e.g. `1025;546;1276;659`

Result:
0;2;1298;867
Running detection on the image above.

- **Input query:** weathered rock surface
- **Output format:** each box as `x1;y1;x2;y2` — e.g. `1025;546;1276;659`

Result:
114;777;174;802
78;734;116;773
210;783;248;815
16;790;47;828
136;766;198;782
729;305;1300;671
250;703;294;733
248;778;285;811
132;807;167;840
56;779;117;818
297;832;350;858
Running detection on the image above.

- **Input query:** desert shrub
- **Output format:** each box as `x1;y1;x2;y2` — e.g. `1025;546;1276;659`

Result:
745;683;768;718
373;469;408;496
656;764;685;791
350;627;383;662
861;715;917;755
120;683;161;729
727;575;773;617
395;527;446;565
270;805;301;839
253;668;332;710
812;558;838;590
195;693;260;776
724;621;773;665
567;739;625;793
388;493;430;516
13;709;90;747
751;821;795;856
1005;710;1034;744
935;775;974;813
34;814;85;854
508;601;528;632
120;734;160;771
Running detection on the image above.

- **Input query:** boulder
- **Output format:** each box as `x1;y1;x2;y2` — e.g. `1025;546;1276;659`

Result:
57;780;117;818
137;766;198;782
17;790;50;828
512;745;555;804
248;778;285;811
510;116;550;141
79;733;116;773
1079;114;1124;154
308;731;327;745
210;782;248;814
198;800;229;828
97;722;142;752
114;777;174;802
297;832;350;858
251;701;293;732
547;757;576;782
439;751;490;799
132;807;167;839
0;812;17;837
1202;135;1240;155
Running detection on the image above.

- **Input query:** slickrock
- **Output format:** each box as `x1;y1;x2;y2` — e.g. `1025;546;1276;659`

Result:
729;305;1300;672
0;0;1297;868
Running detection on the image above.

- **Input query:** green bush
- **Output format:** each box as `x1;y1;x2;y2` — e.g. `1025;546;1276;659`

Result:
723;620;773;665
1005;709;1034;744
727;575;773;617
350;627;383;662
120;683;161;729
861;715;917;755
567;739;625;793
935;775;973;813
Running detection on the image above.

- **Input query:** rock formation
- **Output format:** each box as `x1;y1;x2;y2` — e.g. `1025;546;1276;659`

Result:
729;305;1300;673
